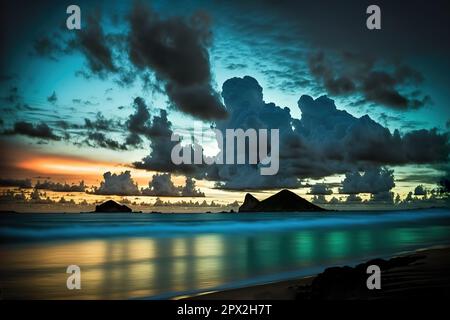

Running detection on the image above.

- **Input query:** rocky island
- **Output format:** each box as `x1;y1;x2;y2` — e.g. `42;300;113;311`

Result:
239;189;327;212
95;200;132;213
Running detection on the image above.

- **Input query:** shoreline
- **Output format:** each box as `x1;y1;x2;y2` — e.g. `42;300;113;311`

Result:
1;206;449;214
182;245;450;300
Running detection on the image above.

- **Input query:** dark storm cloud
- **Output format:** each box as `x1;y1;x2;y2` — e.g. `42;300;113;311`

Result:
124;96;183;147
93;171;140;196
72;99;99;106
0;178;32;188
132;108;175;174
0;74;15;83
79;112;128;150
212;76;302;190
414;185;427;196
339;167;395;194
308;52;356;96
2;87;20;104
141;174;205;197
214;0;449;102
83;112;120;132
181;177;205;197
54;120;81;130
47;91;57;105
362;70;430;110
127;3;227;120
124;97;152;147
439;174;450;194
213;76;449;189
131;75;449;190
3;121;61;141
92;170;205;197
76;13;117;75
132;107;204;176
84;132;126;151
32;35;69;60
308;52;430;110
308;183;333;195
297;94;449;168
226;0;450;57
35;180;86;192
29;13;126;81
141;173;180;196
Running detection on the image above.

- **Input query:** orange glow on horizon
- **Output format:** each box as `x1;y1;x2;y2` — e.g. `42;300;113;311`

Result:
18;156;118;174
15;155;154;185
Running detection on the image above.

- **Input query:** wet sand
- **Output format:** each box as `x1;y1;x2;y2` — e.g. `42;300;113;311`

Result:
187;246;450;300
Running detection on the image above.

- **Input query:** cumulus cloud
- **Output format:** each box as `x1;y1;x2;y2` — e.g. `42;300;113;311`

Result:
127;3;227;120
91;170;205;197
210;76;301;190
132;75;448;190
308;183;333;195
35;180;86;192
141;174;204;197
181;177;205;197
141;173;180;196
438;172;450;194
293;94;448;170
339;167;395;194
345;194;363;203
214;76;449;189
311;194;328;205
133;108;204;176
313;188;447;208
369;191;395;204
414;185;427;196
93;171;140;196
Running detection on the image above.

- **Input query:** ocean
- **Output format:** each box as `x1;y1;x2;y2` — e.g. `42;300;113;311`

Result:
1;208;450;299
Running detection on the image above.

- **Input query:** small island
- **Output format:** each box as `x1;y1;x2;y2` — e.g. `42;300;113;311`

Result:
239;189;327;212
95;200;132;213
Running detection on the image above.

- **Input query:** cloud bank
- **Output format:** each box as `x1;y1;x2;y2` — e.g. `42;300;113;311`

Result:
93;171;140;196
127;3;227;120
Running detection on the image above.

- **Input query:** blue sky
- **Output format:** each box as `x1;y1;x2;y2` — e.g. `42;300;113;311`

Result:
0;0;449;207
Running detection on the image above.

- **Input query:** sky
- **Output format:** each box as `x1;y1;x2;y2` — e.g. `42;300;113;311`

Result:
0;0;449;210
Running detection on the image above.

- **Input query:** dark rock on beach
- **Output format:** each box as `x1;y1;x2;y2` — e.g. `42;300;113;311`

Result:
294;250;450;299
239;189;327;212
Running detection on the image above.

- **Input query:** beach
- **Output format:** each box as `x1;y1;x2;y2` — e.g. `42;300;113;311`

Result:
187;246;450;300
1;209;450;299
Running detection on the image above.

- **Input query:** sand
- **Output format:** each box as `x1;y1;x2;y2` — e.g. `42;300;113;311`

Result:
186;246;450;300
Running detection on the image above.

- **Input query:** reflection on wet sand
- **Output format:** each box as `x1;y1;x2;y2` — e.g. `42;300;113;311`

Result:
1;224;449;299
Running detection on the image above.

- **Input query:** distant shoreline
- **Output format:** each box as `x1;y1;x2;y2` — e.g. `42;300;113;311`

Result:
1;206;449;215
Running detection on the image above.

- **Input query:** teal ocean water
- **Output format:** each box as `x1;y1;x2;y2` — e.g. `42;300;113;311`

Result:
1;209;450;299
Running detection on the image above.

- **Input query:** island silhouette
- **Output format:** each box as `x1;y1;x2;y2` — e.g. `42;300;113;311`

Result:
95;200;132;213
239;189;327;212
92;189;327;214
